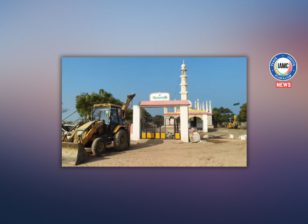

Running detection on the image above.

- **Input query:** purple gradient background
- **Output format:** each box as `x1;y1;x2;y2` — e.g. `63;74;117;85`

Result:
1;0;308;223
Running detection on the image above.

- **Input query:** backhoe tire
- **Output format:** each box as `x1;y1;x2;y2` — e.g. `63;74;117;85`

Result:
91;137;105;156
114;129;129;151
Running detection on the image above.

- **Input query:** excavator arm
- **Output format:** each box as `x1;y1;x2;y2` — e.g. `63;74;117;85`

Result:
121;93;136;119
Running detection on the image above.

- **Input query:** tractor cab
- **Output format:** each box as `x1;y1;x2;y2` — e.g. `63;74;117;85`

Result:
92;104;124;126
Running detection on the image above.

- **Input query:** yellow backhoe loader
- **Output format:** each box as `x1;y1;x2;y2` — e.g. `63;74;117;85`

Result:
227;115;239;129
62;93;135;165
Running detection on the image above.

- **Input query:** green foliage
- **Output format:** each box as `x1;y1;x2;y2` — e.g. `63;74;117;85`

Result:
141;108;152;123
153;115;164;127
212;107;234;127
125;108;133;123
76;89;123;119
238;103;247;122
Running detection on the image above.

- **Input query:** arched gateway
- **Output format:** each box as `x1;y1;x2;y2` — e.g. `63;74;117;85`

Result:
131;100;190;142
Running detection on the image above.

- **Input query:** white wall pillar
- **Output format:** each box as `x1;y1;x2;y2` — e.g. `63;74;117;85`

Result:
131;105;140;141
208;115;213;127
165;117;169;125
180;106;189;142
202;114;208;132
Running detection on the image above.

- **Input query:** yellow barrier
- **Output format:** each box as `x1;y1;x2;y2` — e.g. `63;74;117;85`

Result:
175;133;180;140
142;132;167;139
147;132;155;139
161;133;166;139
141;132;146;139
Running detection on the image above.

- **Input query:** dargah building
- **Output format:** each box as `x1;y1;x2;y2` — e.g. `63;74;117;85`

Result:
131;62;213;142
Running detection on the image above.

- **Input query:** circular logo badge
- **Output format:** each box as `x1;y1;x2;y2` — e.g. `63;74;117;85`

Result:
269;53;297;81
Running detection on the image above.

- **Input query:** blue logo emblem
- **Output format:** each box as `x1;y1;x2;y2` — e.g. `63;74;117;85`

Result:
269;53;297;81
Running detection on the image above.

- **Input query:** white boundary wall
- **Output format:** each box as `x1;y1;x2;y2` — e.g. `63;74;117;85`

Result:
131;105;140;141
180;106;189;142
202;114;208;133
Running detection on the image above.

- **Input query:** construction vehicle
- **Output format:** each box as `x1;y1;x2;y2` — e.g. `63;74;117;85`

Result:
62;93;136;165
227;115;239;129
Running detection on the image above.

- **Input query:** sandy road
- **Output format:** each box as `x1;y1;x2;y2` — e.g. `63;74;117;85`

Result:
62;134;246;167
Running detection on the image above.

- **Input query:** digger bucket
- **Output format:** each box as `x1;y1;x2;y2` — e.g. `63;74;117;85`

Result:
62;142;89;166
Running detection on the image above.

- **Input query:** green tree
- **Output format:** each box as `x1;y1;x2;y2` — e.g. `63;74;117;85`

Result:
141;108;152;123
140;108;153;129
238;103;247;122
76;89;123;119
212;107;234;127
125;108;133;123
153;115;164;127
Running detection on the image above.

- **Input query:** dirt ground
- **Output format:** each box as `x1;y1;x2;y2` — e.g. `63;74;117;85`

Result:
62;128;247;167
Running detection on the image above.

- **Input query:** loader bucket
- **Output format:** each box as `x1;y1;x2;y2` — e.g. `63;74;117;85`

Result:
62;142;89;166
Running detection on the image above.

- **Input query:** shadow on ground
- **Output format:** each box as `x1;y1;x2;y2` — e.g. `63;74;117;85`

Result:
85;139;164;164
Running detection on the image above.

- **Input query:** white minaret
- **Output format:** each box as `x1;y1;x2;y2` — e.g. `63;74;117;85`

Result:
180;61;188;100
209;100;212;113
206;101;209;112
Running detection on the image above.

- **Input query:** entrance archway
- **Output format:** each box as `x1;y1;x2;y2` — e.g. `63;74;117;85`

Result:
131;100;190;142
189;116;203;130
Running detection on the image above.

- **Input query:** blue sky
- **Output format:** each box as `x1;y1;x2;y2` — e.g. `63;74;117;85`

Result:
62;57;246;120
